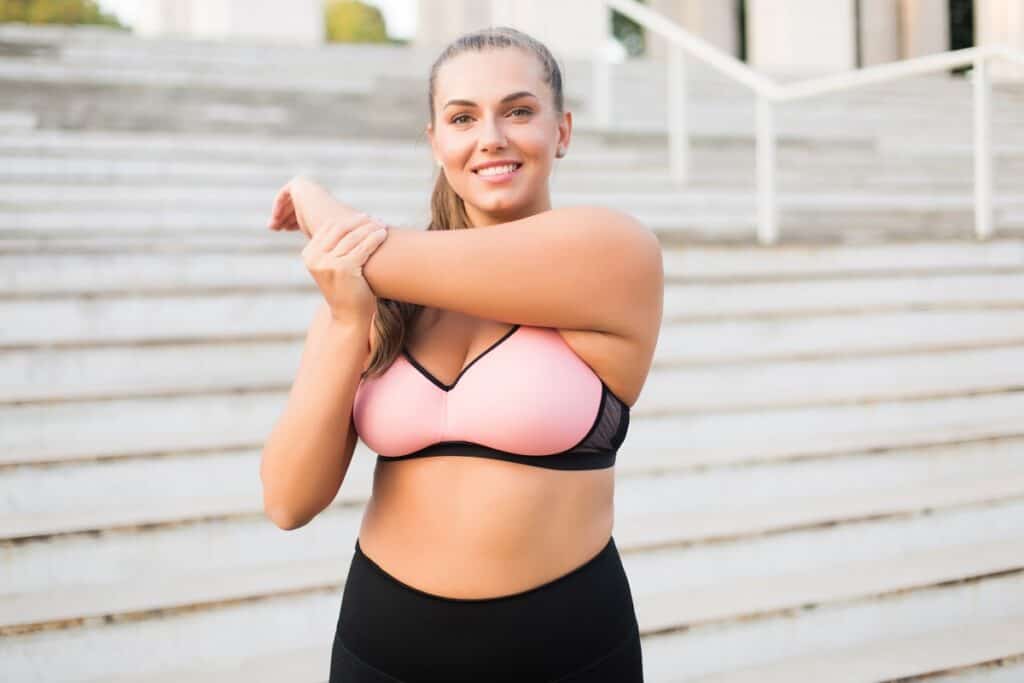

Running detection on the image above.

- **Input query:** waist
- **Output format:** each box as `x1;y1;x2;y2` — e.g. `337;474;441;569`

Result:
358;455;615;597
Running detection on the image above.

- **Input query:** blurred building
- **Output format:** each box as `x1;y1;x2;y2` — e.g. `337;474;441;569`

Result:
135;0;324;45
414;0;1023;80
133;0;1023;79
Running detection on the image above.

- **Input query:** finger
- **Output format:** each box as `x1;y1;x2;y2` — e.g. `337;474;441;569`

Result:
309;220;347;248
270;188;290;218
268;192;290;228
274;192;295;222
346;226;388;263
328;222;381;258
271;210;294;229
277;204;298;230
274;196;301;230
276;191;293;218
319;213;374;250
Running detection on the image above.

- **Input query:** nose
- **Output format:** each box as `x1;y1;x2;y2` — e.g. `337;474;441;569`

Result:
478;114;507;152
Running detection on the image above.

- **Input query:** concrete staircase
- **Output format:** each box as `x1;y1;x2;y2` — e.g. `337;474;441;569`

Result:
3;23;1024;683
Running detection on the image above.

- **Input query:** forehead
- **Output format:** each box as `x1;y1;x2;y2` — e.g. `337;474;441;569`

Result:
434;48;547;107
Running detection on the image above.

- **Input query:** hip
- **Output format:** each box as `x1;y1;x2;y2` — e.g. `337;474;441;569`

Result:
330;534;643;683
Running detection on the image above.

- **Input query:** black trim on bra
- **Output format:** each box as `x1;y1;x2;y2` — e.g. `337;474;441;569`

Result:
401;324;521;392
400;324;633;409
377;442;617;471
375;381;632;471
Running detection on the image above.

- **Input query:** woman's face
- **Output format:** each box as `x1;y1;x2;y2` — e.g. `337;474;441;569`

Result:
427;48;572;227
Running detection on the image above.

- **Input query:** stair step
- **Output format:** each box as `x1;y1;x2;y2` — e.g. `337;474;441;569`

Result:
91;646;330;683
3;468;1022;631
6;310;1024;402
4;376;1024;467
5;240;1024;292
4;426;1021;540
4;529;1024;682
691;616;1024;683
6;453;1024;594
6;272;1024;348
618;470;1024;553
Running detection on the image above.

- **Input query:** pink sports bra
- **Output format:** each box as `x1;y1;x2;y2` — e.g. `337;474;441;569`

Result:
352;324;630;470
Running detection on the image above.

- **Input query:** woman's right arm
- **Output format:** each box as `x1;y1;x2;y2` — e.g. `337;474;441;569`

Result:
260;301;369;530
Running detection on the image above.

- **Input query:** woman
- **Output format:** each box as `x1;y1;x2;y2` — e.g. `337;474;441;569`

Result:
261;26;663;683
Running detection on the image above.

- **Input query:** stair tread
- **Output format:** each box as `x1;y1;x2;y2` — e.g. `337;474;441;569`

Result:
5;478;1024;633
3;428;1022;539
690;616;1024;683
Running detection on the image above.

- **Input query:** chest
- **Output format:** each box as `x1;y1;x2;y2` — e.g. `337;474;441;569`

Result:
353;325;610;458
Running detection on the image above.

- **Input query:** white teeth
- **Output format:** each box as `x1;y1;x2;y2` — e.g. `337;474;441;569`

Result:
477;164;519;177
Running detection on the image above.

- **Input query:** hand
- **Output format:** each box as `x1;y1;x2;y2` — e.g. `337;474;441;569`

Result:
268;176;361;239
302;211;388;325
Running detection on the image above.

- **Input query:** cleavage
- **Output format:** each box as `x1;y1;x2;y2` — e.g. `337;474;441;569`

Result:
404;316;518;388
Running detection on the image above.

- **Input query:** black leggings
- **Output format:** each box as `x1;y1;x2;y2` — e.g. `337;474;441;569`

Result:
330;535;644;682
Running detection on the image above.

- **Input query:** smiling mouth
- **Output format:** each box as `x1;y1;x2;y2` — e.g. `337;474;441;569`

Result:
473;163;523;176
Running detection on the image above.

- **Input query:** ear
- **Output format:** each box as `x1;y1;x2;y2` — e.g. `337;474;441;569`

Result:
558;111;572;155
426;122;436;160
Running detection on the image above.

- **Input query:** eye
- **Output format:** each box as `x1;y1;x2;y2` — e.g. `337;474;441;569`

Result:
450;108;532;125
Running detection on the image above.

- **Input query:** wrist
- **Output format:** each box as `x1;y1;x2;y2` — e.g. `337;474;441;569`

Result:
325;313;370;334
309;201;364;238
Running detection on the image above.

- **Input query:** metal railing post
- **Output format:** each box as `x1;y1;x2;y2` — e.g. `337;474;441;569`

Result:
756;95;778;245
973;53;994;240
667;44;689;185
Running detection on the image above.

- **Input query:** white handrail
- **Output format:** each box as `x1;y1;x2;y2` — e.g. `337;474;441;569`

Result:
602;0;778;97
598;0;1024;244
775;46;986;101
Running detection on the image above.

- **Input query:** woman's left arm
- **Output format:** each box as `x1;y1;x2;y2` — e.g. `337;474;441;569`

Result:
361;205;663;339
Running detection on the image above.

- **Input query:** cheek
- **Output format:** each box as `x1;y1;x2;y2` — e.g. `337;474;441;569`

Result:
436;133;472;164
515;127;554;154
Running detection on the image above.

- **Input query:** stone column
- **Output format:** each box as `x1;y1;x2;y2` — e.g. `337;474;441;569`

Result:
900;0;950;58
747;0;857;78
859;0;901;65
975;0;1024;81
647;0;741;61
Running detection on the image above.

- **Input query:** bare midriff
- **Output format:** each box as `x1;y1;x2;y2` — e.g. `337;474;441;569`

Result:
357;455;616;599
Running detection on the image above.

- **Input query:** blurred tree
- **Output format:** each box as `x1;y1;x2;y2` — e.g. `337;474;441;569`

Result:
612;0;647;58
0;0;126;27
325;0;388;43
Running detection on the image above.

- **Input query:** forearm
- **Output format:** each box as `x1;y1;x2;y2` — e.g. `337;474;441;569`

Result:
260;316;367;528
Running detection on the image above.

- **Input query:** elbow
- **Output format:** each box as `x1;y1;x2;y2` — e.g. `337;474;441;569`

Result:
260;465;313;531
264;501;312;531
262;494;298;530
259;446;343;531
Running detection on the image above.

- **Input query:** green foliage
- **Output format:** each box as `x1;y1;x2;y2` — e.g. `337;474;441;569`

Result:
0;0;126;27
611;0;647;58
325;0;388;44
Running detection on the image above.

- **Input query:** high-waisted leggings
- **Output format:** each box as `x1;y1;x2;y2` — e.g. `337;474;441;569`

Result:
329;535;644;682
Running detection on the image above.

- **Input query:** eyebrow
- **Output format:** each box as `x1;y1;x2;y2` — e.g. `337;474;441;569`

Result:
443;91;538;109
